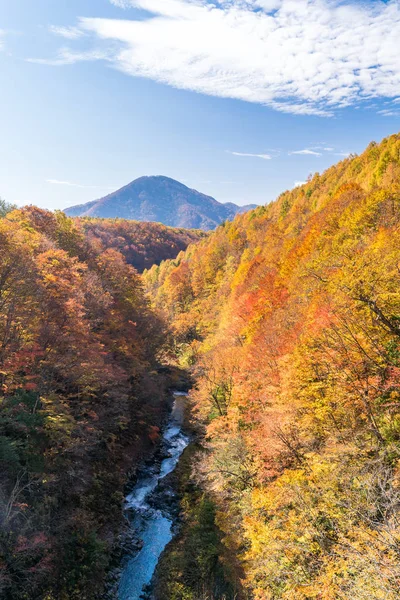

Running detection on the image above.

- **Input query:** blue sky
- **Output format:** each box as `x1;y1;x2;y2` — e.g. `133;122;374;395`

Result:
1;0;400;210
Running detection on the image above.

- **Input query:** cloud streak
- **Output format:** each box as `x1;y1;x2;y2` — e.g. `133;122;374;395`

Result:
379;108;400;117
29;47;111;66
228;151;272;160
290;149;322;156
109;0;131;6
49;25;85;40
0;30;6;51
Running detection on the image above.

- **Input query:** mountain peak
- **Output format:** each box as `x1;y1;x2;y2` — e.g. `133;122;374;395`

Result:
64;176;257;230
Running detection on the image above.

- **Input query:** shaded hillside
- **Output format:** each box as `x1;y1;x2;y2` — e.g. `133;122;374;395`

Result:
144;133;400;599
64;176;256;230
77;217;206;272
0;207;170;599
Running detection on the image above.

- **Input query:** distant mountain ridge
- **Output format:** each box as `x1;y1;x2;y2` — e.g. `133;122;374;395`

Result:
64;176;257;230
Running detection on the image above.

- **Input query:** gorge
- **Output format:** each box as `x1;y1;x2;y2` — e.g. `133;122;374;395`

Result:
118;392;190;600
2;132;400;600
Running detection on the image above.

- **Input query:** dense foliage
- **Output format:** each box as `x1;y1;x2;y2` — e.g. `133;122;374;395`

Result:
145;133;400;599
0;207;170;599
0;199;17;218
77;217;205;272
154;443;241;600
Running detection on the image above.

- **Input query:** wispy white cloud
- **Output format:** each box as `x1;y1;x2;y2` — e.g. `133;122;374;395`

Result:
0;29;6;51
29;47;111;66
295;144;336;154
294;180;307;187
49;25;85;40
64;0;400;116
290;149;322;156
334;151;352;157
378;108;400;117
34;0;400;116
228;151;272;160
109;0;131;6
46;179;115;189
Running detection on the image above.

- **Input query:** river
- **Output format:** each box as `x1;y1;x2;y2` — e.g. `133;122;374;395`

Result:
118;391;190;600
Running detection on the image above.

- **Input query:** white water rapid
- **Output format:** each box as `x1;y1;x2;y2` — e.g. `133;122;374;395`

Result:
118;392;189;600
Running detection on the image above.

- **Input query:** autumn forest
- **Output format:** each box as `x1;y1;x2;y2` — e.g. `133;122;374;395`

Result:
2;132;400;600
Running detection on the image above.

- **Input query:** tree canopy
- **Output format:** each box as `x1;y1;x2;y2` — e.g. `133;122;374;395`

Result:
144;132;400;600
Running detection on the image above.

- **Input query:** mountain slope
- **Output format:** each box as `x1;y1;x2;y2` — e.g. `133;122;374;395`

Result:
0;206;170;599
76;218;206;272
64;176;256;230
144;133;400;599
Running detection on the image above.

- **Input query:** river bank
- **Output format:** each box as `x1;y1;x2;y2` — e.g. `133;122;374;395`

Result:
150;442;243;600
149;401;244;600
103;384;192;600
103;375;242;600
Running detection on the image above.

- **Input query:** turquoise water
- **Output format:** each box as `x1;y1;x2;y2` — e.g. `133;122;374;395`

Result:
118;393;189;600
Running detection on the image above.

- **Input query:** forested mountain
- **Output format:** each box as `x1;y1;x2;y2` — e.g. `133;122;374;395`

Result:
77;217;205;272
144;133;400;600
64;176;256;230
0;206;172;599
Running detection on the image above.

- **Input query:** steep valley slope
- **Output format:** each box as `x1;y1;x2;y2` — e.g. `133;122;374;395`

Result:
144;133;400;600
0;206;191;599
74;217;206;272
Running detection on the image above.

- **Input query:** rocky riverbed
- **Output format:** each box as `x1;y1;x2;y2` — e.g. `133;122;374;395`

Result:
104;392;191;600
